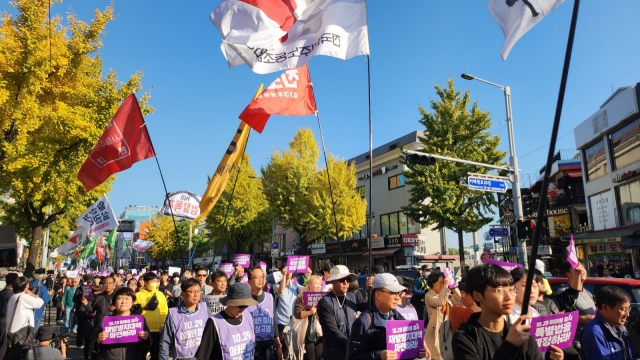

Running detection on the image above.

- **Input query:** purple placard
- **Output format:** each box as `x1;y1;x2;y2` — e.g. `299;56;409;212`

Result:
238;274;248;283
219;263;234;276
233;254;251;268
485;258;523;272
303;292;326;308
386;320;424;359
567;235;579;269
441;268;456;289
530;311;579;352
260;261;267;272
82;285;93;300
286;255;309;273
102;315;144;345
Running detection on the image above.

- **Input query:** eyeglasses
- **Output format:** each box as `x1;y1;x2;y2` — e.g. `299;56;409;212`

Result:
617;307;631;314
184;290;200;295
379;290;402;298
493;286;517;297
196;274;207;277
238;305;249;309
337;278;350;284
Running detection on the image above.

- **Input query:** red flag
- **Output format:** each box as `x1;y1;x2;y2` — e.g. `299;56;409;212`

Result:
239;64;317;133
78;94;155;191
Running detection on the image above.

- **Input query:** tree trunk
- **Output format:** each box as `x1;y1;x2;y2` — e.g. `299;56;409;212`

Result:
26;225;43;278
458;229;466;277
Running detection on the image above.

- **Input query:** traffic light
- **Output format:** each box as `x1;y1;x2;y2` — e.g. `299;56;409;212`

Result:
516;219;535;239
405;152;436;166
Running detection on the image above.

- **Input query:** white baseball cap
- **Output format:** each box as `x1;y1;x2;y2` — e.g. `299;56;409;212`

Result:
373;273;407;293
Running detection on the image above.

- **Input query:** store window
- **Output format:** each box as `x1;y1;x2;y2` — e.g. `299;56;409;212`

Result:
584;140;608;181
349;217;376;240
388;174;405;190
380;211;411;237
616;179;640;226
610;118;640;170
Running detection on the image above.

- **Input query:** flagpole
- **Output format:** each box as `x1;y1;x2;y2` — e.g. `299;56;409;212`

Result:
367;55;373;291
314;111;341;249
521;0;581;313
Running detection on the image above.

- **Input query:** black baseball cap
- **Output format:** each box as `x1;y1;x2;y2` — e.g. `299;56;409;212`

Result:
371;265;385;275
36;325;54;341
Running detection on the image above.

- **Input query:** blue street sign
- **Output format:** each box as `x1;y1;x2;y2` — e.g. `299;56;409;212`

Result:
467;176;508;193
271;242;279;249
489;227;509;237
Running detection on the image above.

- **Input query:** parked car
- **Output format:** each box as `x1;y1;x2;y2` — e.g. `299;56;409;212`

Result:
547;277;640;305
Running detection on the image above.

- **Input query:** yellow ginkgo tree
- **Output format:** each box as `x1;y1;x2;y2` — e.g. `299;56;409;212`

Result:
0;0;152;274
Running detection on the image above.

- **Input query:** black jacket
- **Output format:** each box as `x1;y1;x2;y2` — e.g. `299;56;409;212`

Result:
346;305;408;360
317;291;369;360
91;317;151;360
452;312;543;360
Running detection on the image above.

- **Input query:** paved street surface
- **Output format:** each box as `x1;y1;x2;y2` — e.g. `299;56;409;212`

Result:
41;305;85;360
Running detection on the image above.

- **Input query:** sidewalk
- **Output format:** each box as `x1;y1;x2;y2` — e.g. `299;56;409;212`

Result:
41;305;86;360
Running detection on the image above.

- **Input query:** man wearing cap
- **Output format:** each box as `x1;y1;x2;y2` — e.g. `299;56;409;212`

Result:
245;265;283;360
410;265;431;321
26;325;65;360
347;273;429;360
317;265;372;360
195;283;257;360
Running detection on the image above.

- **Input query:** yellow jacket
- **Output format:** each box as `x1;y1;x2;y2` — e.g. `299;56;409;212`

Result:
134;288;168;332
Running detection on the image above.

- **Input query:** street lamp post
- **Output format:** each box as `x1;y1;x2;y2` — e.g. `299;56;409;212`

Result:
461;73;527;265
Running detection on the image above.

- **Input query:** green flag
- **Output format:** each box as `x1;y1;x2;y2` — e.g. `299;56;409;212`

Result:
80;237;97;259
105;228;117;249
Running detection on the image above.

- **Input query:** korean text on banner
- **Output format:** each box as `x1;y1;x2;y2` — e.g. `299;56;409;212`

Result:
233;254;251;268
567;234;579;269
485;258;524;272
66;271;78;279
76;195;118;236
303;292;327;308
201;295;225;315
160;191;202;220
219;263;234;276
386;320;424;359
82;285;93;300
210;0;369;74
102;315;144;345
286;256;309;274
530;311;579;352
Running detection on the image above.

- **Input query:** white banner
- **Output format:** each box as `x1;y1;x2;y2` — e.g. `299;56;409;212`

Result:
211;0;369;74
76;195;118;236
50;226;89;257
161;191;202;220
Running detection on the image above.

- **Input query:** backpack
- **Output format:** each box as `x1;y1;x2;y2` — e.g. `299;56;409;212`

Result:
439;319;454;360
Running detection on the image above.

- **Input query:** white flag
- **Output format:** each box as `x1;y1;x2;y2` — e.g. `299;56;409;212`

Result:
210;0;369;74
50;225;88;257
76;195;119;236
488;0;564;60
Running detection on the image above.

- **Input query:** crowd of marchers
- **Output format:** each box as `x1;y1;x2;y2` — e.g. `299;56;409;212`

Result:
0;260;635;360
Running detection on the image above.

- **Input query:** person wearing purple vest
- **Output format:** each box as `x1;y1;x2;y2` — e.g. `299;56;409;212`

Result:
195;282;257;360
158;278;211;360
245;265;283;360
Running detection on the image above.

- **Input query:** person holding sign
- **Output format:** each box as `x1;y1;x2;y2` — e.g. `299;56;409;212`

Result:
581;286;637;360
347;273;429;360
425;271;451;360
92;287;150;360
452;264;543;360
317;265;372;360
194;283;258;360
553;262;595;349
293;274;324;360
274;265;302;358
158;278;211;360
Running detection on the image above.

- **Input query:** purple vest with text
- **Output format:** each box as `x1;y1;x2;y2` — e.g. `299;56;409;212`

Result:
395;304;418;320
169;305;209;358
245;292;274;341
211;312;255;360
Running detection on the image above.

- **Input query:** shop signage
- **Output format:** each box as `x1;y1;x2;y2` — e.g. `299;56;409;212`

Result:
401;234;419;247
589;191;616;231
359;165;398;180
385;235;402;248
574;237;620;245
340;239;368;252
311;243;326;255
325;242;341;253
613;170;638;183
526;245;553;255
525;206;570;219
371;237;385;249
588;243;626;253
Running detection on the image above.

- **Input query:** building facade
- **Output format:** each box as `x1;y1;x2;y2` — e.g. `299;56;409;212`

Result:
573;82;640;278
118;205;160;267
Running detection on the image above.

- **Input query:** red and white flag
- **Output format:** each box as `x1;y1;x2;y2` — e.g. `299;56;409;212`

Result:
488;0;564;60
210;0;369;74
239;65;316;133
49;225;88;257
78;94;155;191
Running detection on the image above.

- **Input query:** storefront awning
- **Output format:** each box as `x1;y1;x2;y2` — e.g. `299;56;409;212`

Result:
364;248;401;257
573;224;640;241
565;170;582;178
315;253;335;260
416;255;460;261
623;236;640;249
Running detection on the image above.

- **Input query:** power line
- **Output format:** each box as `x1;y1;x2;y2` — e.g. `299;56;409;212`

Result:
519;129;574;158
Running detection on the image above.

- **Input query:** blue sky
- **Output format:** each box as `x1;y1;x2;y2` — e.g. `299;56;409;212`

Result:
4;0;640;248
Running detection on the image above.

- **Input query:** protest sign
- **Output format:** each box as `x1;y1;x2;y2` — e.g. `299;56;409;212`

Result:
66;270;78;279
76;195;118;236
260;261;267;272
82;285;93;300
272;271;283;283
219;263;234;276
441;268;456;289
303;292;326;308
386;320;424;359
485;258;523;272
200;295;225;315
237;274;248;283
102;315;144;345
233;254;251;268
168;266;181;276
530;311;579;352
567;235;579;269
286;255;309;273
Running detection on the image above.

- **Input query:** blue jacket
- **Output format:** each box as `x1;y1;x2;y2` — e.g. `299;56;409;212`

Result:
346;304;408;360
30;279;51;320
412;276;428;300
581;313;636;360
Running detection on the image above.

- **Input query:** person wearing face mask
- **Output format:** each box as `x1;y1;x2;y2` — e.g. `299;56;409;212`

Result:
133;272;168;360
411;265;431;321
